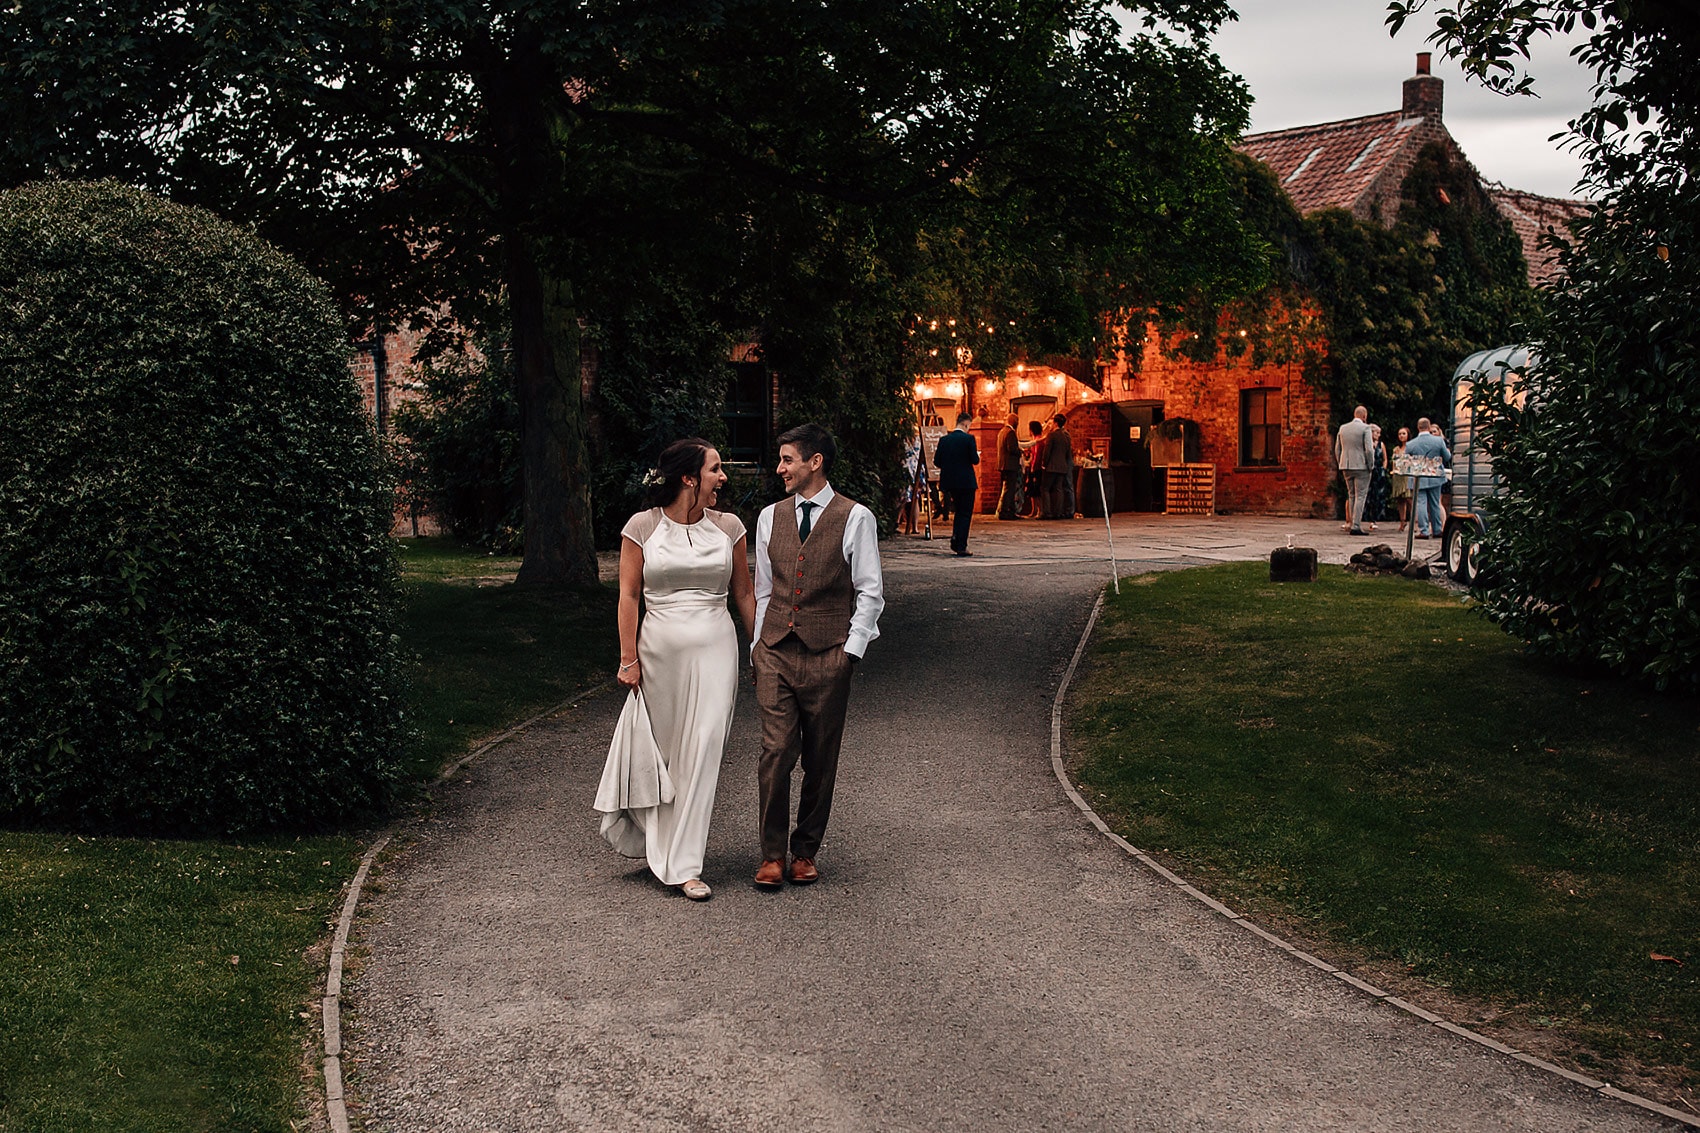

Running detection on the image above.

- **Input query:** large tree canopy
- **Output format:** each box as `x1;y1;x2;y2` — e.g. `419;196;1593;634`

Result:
1387;1;1700;690
3;1;1271;582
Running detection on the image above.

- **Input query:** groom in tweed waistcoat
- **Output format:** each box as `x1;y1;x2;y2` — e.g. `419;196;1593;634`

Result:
751;424;885;888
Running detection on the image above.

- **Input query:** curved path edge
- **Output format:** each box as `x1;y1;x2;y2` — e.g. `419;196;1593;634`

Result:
1050;587;1699;1131
317;681;612;1133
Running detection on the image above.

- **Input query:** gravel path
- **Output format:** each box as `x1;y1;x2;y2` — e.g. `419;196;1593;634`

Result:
345;516;1676;1131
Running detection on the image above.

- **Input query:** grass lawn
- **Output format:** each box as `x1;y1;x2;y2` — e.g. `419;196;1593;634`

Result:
394;536;617;780
1068;562;1700;1100
0;538;616;1131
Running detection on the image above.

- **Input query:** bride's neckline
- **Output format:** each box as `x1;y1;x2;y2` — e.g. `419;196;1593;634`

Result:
659;504;711;526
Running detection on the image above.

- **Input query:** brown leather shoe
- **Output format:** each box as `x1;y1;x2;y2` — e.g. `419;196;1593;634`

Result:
753;859;785;889
788;856;819;884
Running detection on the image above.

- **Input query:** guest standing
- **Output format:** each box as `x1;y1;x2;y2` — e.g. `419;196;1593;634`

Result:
995;411;1024;520
1389;425;1414;532
1042;413;1075;520
932;412;980;556
1334;405;1375;535
1405;417;1452;540
1365;423;1391;530
1023;420;1046;517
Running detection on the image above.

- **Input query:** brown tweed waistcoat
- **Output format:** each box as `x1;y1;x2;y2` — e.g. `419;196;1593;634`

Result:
760;492;855;651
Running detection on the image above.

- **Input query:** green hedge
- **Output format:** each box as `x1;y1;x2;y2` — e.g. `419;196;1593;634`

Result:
0;181;405;834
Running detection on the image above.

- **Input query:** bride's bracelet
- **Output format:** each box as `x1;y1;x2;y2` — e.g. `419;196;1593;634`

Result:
618;660;637;672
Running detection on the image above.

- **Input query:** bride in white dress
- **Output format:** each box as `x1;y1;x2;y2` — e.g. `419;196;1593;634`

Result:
594;439;755;900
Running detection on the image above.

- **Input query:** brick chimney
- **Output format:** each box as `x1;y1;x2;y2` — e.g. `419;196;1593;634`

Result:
1402;52;1443;120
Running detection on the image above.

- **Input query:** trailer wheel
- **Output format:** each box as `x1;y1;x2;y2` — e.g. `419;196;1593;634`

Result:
1444;523;1477;585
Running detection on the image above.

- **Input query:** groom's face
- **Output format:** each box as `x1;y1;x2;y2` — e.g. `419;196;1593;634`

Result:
776;443;825;496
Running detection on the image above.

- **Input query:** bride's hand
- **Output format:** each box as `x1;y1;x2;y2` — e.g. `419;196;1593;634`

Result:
617;658;640;689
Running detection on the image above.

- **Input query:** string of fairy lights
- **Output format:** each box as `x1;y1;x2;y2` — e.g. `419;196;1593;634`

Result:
906;312;1095;405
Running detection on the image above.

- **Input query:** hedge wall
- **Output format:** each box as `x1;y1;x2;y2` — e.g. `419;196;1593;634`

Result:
0;181;405;834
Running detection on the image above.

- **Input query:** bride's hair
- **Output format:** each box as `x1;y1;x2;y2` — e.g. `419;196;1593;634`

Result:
647;437;714;508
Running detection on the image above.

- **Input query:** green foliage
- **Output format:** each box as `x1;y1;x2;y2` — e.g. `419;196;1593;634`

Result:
583;287;738;545
392;341;524;552
1397;2;1700;690
0;180;404;834
0;0;1272;583
1230;143;1539;427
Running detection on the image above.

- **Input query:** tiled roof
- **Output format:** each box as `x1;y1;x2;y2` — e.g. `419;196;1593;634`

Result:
1239;112;1424;216
1487;185;1593;286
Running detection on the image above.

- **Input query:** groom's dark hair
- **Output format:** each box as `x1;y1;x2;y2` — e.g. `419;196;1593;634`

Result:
777;422;836;474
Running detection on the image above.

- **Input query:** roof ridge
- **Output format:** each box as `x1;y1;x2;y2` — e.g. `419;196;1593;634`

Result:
1241;110;1405;144
1483;179;1594;207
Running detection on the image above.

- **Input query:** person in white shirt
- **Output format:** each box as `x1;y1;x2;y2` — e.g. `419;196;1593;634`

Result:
750;423;884;889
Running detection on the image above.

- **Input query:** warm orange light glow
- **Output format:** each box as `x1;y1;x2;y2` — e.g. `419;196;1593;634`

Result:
982;379;997;393
1049;374;1065;386
916;383;933;399
945;380;964;397
1018;378;1031;393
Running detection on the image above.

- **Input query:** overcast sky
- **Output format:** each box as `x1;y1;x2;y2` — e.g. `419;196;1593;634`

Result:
1208;0;1596;199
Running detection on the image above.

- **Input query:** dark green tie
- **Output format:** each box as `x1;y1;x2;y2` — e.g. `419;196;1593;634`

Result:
798;500;817;542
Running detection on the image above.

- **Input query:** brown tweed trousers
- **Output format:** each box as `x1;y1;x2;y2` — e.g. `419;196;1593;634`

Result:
755;493;858;862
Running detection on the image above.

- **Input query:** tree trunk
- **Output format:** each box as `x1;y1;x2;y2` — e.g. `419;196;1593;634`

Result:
509;235;599;587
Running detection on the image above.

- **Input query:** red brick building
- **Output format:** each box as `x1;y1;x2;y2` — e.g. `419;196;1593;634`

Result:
913;53;1590;518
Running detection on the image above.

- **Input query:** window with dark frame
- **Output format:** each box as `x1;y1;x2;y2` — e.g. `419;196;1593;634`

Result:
1239;388;1282;466
722;361;771;466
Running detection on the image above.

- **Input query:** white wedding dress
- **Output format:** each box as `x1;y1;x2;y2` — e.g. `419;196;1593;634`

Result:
595;507;743;885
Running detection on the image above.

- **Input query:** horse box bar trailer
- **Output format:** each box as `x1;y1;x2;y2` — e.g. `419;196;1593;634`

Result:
1443;344;1532;585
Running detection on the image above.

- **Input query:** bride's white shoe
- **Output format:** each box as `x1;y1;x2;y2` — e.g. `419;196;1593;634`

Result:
681;879;712;901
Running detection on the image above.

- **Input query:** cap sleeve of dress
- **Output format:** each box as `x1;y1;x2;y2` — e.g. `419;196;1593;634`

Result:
707;509;746;545
621;508;661;546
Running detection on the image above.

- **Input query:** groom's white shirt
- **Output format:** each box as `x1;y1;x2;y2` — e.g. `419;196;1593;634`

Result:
752;482;884;658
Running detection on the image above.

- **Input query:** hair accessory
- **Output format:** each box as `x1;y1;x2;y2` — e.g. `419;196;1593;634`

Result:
641;468;664;487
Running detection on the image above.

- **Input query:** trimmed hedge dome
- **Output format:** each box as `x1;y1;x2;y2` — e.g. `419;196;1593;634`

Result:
0;181;405;835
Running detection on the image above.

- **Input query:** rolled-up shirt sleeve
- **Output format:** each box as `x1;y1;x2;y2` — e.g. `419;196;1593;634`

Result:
841;503;884;658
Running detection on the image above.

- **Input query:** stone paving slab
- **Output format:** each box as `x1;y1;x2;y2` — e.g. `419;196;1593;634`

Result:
344;515;1676;1131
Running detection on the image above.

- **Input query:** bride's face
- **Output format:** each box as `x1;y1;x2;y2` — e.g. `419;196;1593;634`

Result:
693;448;727;508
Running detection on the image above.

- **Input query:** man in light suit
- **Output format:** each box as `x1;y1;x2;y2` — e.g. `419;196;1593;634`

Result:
1404;416;1452;540
1334;405;1376;536
932;412;980;556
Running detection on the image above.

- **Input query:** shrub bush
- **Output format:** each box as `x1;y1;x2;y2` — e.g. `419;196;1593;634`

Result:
0;180;405;834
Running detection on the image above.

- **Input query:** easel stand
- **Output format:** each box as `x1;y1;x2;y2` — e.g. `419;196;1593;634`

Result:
1090;462;1119;595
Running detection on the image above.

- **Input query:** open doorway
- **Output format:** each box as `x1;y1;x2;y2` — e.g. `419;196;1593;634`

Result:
1110;401;1165;511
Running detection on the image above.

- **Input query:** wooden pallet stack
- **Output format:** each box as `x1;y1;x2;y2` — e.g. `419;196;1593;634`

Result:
1164;463;1216;515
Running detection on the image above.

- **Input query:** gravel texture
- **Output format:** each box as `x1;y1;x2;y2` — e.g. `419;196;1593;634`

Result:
345;515;1676;1131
